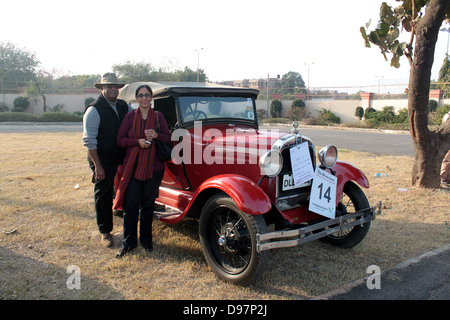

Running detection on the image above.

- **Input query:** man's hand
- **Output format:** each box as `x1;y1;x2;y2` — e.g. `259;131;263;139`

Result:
95;165;106;180
88;149;106;181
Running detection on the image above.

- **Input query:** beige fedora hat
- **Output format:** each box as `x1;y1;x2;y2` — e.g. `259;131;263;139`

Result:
95;73;125;89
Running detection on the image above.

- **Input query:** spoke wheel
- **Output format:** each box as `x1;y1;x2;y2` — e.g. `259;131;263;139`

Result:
320;181;371;248
199;192;269;285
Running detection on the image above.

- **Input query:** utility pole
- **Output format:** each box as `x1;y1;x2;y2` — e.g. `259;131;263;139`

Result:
305;62;314;100
196;48;203;82
267;74;269;118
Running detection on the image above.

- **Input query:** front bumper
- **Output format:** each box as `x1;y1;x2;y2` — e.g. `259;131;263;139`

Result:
256;201;382;252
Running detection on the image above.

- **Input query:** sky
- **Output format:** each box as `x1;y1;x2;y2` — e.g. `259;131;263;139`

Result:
1;0;449;94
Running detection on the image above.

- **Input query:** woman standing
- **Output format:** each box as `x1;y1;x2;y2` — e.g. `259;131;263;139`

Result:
114;84;171;258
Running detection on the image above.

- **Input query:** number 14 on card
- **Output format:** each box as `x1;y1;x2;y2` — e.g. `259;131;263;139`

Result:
308;167;337;219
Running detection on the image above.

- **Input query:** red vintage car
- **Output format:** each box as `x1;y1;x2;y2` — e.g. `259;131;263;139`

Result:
118;82;381;286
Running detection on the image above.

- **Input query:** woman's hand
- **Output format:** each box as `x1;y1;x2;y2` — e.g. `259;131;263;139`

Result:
138;138;151;148
144;129;158;141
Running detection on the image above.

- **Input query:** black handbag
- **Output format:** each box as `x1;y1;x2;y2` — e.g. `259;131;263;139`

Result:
155;112;173;162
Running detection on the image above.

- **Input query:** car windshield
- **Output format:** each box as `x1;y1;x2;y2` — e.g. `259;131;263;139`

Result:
178;96;256;123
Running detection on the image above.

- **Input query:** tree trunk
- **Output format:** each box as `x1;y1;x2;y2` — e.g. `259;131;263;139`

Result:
409;0;450;188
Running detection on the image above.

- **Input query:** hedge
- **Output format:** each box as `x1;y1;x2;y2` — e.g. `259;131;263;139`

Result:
37;112;82;122
0;112;38;122
0;112;82;122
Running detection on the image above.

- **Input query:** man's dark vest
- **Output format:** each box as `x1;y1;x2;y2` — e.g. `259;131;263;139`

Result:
87;95;129;166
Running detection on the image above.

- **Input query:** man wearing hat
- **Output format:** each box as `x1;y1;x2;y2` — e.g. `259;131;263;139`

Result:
83;73;133;247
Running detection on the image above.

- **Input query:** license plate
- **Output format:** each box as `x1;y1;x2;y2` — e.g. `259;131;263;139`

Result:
282;174;311;191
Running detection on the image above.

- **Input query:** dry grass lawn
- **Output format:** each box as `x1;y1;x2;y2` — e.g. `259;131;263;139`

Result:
0;132;448;300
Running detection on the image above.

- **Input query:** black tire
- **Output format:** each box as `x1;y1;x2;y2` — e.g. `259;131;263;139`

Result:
319;181;371;248
199;192;269;285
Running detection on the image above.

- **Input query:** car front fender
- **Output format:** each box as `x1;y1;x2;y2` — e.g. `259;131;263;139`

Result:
194;174;272;215
333;161;369;204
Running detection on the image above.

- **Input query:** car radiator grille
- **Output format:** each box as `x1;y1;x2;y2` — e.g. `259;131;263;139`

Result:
275;140;316;211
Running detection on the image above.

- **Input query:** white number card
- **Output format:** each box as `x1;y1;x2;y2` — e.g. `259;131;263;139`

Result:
309;167;337;219
289;142;315;187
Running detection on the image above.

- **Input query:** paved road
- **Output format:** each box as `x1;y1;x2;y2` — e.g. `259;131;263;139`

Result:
0;123;415;157
263;124;414;157
314;244;450;300
0;123;82;133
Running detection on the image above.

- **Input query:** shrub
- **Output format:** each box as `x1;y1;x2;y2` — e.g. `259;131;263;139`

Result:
0;112;37;122
354;106;364;120
49;104;65;112
12;96;29;112
396;108;409;123
364;107;377;119
291;99;305;108
436;104;450;121
261;117;290;124
286;107;306;121
317;108;340;124
270;99;282;118
429;104;450;125
36;112;82;122
85;97;95;107
0;102;9;112
428;99;438;113
257;109;267;121
377;106;396;123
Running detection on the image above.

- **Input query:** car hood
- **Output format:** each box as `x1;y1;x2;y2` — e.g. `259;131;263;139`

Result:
203;126;290;151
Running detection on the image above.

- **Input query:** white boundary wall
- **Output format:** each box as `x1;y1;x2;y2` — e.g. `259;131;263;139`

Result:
2;92;450;123
256;97;450;123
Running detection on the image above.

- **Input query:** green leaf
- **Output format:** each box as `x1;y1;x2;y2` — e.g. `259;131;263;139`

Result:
390;55;400;68
402;18;413;32
360;27;371;47
386;27;400;45
380;2;397;25
369;30;381;45
376;21;390;37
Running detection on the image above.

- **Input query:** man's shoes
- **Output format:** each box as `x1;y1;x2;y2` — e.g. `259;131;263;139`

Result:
143;243;153;253
116;247;133;258
100;233;114;247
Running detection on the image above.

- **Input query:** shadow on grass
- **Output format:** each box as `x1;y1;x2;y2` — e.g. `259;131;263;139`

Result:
0;246;125;300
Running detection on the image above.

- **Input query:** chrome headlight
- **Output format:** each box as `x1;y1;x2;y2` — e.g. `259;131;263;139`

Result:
318;145;338;168
259;150;283;177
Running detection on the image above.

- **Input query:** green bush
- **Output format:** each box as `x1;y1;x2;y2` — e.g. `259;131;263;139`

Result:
377;106;397;123
429;104;450;125
354;106;364;120
0;102;9;112
257;109;267;121
0;112;37;122
37;112;82;122
428;99;438;113
436;105;450;121
364;106;409;124
261;117;290;124
85;97;95;108
364;107;377;119
270;99;282;118
12;96;29;112
291;99;305;108
396;108;409;123
317;108;340;124
286;107;306;121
